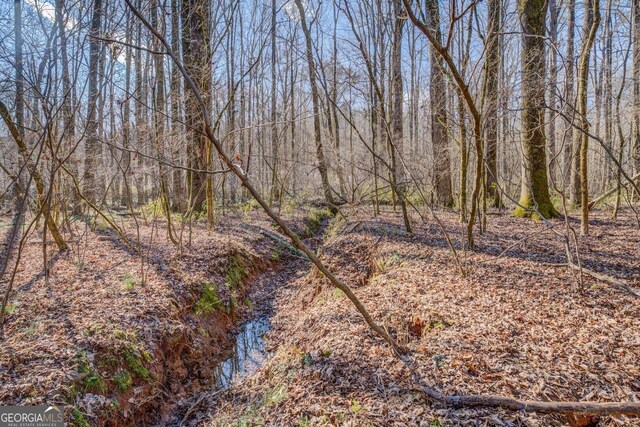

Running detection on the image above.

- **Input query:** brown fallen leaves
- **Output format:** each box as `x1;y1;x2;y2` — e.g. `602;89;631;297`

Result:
199;207;640;426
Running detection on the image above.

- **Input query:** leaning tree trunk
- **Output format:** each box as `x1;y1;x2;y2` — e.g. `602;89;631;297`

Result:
514;0;558;219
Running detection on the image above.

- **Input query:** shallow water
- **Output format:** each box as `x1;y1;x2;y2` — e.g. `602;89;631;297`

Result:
211;315;270;390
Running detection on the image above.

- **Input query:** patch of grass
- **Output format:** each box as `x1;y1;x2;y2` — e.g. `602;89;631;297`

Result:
76;351;107;393
264;385;287;406
112;369;132;391
324;215;346;239
2;303;17;315
71;408;90;427
332;289;345;299
226;254;250;288
305;207;333;234
138;197;165;217
270;248;283;262
242;198;261;213
122;348;152;379
350;399;363;414
113;328;138;342
234;406;265;426
120;272;140;291
320;349;332;357
425;319;452;331
194;282;225;316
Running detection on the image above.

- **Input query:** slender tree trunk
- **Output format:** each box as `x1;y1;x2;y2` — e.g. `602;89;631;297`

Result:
170;0;184;211
634;0;640;193
547;0;558;184
83;0;103;202
577;0;601;234
294;0;335;210
485;0;502;208
565;0;576;195
269;0;278;205
426;0;452;207
391;0;412;233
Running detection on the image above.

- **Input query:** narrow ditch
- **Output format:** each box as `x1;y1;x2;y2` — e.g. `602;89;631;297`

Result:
160;217;330;427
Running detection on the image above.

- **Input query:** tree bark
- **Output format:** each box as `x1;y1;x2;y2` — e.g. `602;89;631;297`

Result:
514;0;558;219
294;0;335;210
576;0;601;235
426;0;452;207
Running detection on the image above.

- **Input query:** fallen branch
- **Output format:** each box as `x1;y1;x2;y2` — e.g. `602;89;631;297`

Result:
588;173;640;210
543;262;640;298
414;385;640;416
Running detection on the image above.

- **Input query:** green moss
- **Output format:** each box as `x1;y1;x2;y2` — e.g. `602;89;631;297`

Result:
71;408;90;427
194;282;224;316
112;370;132;391
305;207;333;235
226;254;250;288
2;303;17;315
264;385;287;406
513;196;559;220
122;349;151;379
350;399;363;414
76;351;106;393
270;248;283;262
120;272;140;291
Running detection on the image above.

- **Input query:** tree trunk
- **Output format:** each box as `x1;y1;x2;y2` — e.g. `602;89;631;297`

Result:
577;0;601;235
564;0;576;196
547;0;558;184
391;0;412;233
514;0;558;220
634;0;640;193
182;0;212;216
294;0;335;210
426;0;452;207
83;0;103;202
485;0;502;208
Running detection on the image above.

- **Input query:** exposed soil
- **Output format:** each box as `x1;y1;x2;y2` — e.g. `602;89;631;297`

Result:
186;207;640;427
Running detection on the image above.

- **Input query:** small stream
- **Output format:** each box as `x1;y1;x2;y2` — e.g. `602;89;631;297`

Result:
211;315;270;390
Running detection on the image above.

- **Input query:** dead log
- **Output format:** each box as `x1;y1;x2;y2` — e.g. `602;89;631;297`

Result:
415;385;640;416
588;172;640;209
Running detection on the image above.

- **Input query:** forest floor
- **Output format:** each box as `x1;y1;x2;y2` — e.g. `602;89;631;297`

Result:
0;206;331;426
0;206;639;426
186;207;640;427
